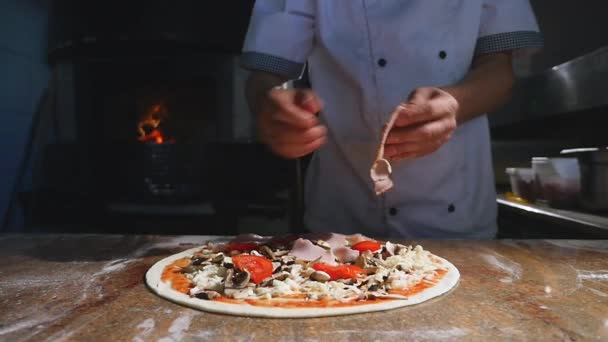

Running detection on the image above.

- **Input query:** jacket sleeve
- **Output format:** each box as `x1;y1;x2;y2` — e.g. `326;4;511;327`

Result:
475;0;543;56
240;0;315;79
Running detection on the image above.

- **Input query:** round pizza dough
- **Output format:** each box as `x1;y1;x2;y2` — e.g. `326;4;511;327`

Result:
146;247;460;318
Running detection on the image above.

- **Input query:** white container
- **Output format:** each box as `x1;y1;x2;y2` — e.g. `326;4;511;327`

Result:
532;157;581;207
505;167;536;200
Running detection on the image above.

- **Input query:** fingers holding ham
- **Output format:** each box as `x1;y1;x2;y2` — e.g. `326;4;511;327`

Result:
371;108;401;195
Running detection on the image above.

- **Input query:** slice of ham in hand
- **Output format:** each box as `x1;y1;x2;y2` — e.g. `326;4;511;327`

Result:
370;108;401;195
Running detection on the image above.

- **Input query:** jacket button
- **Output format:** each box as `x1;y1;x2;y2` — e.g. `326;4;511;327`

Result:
439;51;447;59
448;204;455;213
389;207;398;216
377;58;387;67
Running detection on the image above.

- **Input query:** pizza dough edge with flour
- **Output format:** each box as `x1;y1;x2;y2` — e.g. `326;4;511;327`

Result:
145;247;460;318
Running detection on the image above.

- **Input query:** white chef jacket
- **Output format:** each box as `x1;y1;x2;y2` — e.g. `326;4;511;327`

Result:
241;0;542;238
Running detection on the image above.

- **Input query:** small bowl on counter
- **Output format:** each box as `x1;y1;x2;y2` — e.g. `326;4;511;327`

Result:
532;157;581;209
505;167;537;202
561;147;608;211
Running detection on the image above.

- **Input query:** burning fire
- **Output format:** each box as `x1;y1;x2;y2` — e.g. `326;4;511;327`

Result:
137;103;174;144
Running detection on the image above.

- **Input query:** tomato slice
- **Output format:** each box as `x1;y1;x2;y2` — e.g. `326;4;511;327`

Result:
223;242;259;253
312;263;366;280
232;255;274;284
351;241;382;253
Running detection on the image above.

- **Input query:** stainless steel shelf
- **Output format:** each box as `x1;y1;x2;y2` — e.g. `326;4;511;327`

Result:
497;194;608;231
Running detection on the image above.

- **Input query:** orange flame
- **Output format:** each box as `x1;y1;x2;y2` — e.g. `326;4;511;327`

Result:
137;103;174;144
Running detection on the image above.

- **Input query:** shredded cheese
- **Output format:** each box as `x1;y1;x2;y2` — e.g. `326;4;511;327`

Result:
188;242;445;302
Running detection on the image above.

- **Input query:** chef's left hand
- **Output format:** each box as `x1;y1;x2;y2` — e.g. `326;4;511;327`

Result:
384;87;459;161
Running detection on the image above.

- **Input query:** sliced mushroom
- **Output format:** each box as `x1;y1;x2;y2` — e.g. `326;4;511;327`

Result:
179;265;202;274
224;269;251;289
367;293;408;300
305;256;322;269
233;270;251;288
179;266;194;274
224;268;235;286
355;254;368;268
223;288;241;297
260;245;275;260
310;271;331;282
373;259;388;268
368;284;380;292
280;255;296;265
190;255;210;266
273;250;289;257
336;278;358;286
355;251;374;268
356;250;387;268
211;254;224;264
193;291;221;300
384;241;396;256
395;244;410;256
360;278;380;291
216;266;228;278
300;267;316;278
364;266;379;275
342;293;363;302
259;272;290;287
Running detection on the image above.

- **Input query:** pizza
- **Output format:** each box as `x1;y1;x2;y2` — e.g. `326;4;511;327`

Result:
146;233;459;318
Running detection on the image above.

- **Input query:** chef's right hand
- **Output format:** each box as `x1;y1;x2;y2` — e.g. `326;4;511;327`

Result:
255;87;326;159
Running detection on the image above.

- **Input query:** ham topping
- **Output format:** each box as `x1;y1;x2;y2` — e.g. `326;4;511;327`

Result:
371;107;401;195
302;233;348;249
333;246;360;263
345;234;373;245
289;238;337;265
289;234;374;264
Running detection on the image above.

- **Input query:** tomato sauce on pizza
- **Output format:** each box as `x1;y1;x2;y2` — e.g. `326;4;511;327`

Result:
158;234;451;307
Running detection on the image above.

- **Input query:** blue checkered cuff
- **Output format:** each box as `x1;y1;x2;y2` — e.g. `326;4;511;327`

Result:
239;52;306;80
475;31;543;55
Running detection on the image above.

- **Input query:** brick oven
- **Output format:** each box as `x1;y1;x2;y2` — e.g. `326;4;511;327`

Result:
20;0;299;234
